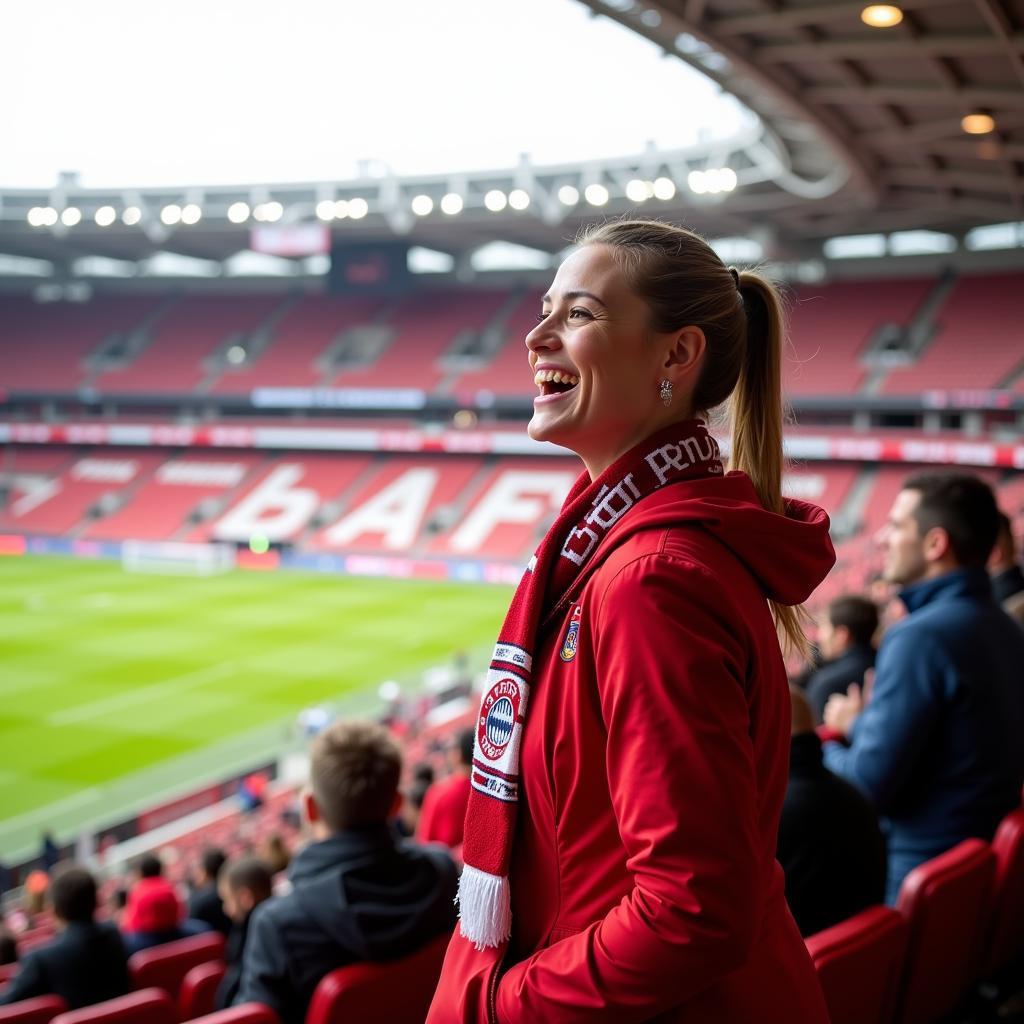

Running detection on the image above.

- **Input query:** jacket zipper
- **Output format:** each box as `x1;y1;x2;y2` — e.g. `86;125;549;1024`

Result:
487;946;509;1024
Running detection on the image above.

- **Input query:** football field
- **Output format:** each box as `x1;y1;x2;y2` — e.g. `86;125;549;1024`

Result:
0;555;512;859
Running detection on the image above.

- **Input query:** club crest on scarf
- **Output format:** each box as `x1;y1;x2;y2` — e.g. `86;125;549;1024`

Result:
457;420;722;951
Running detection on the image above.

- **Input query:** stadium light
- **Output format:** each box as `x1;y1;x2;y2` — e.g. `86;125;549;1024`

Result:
653;176;676;200
962;112;995;135
411;194;434;216
122;206;142;225
584;184;609;206
440;192;463;215
253;201;283;223
348;197;368;219
508;189;530;211
558;185;579;206
60;207;82;227
626;179;653;202
688;170;707;195
181;203;202;225
719;168;738;192
27;207;58;227
861;5;903;27
316;199;335;221
94;205;117;227
484;189;508;212
227;201;250;224
334;199;350;218
161;204;182;226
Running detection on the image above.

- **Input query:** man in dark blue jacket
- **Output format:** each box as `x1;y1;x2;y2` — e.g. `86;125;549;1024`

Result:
234;720;457;1024
824;472;1024;904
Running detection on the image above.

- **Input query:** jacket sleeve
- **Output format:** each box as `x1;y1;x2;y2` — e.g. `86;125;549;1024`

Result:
496;554;764;1022
233;903;290;1019
822;626;943;810
0;952;46;1005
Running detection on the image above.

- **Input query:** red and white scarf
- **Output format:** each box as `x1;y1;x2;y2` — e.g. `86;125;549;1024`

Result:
458;419;724;948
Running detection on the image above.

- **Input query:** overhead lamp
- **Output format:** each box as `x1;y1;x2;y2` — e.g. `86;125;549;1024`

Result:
94;205;117;227
181;203;202;225
227;201;250;224
316;199;335;221
122;206;142;225
558;185;579;206
719;168;738;192
347;197;368;219
28;206;58;227
440;193;463;215
509;189;530;211
411;194;434;216
653;176;676;200
688;170;708;195
334;199;350;218
484;189;508;212
861;5;903;27
626;179;653;202
161;204;182;226
584;183;609;206
61;207;82;227
961;112;995;135
253;201;283;223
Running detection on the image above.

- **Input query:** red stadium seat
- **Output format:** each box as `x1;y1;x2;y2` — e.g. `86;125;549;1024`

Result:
0;995;68;1024
49;989;176;1024
894;838;996;1024
305;933;449;1024
178;961;227;1021
981;807;1024;977
0;963;20;986
186;1006;279;1024
805;905;907;1024
128;932;225;1001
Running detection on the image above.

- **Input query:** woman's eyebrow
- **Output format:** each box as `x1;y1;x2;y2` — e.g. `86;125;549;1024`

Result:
540;290;606;306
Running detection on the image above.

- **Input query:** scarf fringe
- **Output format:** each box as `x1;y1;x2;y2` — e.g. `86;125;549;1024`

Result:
457;863;511;950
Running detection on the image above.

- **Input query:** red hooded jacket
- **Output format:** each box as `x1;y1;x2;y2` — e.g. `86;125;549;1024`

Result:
427;473;835;1023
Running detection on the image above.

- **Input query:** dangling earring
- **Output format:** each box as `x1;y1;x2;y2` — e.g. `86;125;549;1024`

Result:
660;378;673;407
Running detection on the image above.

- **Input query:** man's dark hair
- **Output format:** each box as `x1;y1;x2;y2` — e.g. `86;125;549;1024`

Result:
827;595;879;650
903;472;999;568
137;853;162;879
310;720;402;831
200;847;227;883
456;726;474;768
223;857;273;903
51;865;97;923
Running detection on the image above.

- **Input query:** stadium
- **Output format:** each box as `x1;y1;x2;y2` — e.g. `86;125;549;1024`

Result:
1;0;1023;1021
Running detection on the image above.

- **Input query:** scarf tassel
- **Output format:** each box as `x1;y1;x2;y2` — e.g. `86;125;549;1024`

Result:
458;863;511;950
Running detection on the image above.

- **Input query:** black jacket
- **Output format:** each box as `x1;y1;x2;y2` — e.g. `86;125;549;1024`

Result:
216;912;251;1010
188;882;232;936
805;644;876;722
0;920;131;1010
992;564;1024;604
235;826;457;1024
778;732;887;937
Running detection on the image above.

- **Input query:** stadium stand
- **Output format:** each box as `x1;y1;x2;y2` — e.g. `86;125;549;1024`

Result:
126;932;225;1003
981;807;1024;979
178;962;227;1022
47;988;176;1024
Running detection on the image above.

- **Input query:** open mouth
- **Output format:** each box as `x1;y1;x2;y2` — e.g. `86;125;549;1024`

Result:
534;368;580;400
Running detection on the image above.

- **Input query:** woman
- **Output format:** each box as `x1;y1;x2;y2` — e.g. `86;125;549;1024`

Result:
427;221;835;1023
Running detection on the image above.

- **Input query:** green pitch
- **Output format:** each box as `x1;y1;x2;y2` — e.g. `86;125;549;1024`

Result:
0;555;512;859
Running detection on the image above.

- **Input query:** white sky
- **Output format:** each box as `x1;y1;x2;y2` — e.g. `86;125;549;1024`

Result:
2;0;746;188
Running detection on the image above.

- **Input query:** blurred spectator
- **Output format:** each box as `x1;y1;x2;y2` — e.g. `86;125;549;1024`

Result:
9;870;50;933
235;720;457;1024
239;772;268;814
122;853;204;954
41;832;59;873
105;887;128;928
824;473;1024;903
216;857;273;1010
258;834;291;876
804;596;878;722
188;847;231;936
778;687;886;936
0;920;17;965
398;775;433;838
0;865;130;1009
416;726;473;849
990;511;1024;627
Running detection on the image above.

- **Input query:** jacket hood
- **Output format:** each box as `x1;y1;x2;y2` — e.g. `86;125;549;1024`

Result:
288;827;455;960
602;471;835;606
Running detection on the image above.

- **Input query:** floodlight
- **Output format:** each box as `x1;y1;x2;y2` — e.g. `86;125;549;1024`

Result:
584;184;609;206
316;199;335;221
653;177;676;200
161;204;182;225
719;168;738;192
61;207;82;227
509;189;530;211
254;201;283;223
181;203;202;225
558;185;579;206
961;113;995;135
440;193;463;215
94;205;117;227
860;5;903;28
227;201;250;223
27;207;50;227
687;170;707;195
626;179;651;202
704;170;724;194
122;206;142;225
334;199;350;218
411;194;434;216
484;189;508;212
348;197;368;219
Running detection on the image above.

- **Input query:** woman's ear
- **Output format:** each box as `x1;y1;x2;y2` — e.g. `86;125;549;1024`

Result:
664;326;706;376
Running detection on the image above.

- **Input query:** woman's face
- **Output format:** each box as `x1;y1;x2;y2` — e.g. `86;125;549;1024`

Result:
526;244;679;478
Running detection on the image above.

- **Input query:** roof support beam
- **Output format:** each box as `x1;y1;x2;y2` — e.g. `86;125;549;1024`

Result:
750;34;1024;62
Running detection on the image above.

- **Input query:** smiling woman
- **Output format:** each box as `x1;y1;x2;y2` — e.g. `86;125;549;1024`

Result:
427;221;836;1024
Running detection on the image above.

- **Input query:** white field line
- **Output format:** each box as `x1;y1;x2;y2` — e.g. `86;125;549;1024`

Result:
46;662;236;726
1;787;102;830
